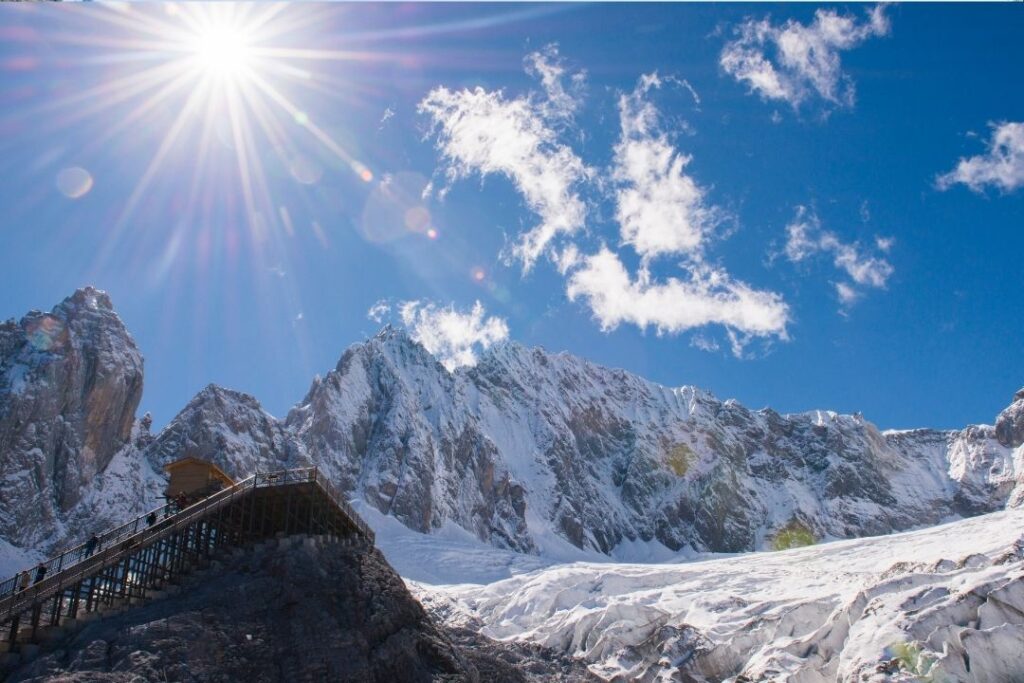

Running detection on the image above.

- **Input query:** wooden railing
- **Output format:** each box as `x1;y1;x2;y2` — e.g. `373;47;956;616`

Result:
0;467;373;621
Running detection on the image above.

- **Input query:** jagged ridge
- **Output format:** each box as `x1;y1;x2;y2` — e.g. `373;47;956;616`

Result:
2;289;1023;562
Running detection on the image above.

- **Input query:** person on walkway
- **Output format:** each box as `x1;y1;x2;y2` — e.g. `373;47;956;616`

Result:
146;511;157;527
84;534;99;558
17;571;29;592
33;563;47;585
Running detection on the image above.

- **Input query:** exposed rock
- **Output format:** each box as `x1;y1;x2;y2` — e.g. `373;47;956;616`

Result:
145;384;304;479
995;388;1024;448
5;536;582;683
0;287;144;549
282;329;1023;555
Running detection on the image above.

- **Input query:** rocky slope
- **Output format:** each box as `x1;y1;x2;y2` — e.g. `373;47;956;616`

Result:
283;329;1023;556
0;288;159;556
1;289;1022;563
5;535;595;683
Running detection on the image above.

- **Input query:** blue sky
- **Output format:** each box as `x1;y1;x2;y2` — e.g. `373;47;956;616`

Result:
0;3;1021;431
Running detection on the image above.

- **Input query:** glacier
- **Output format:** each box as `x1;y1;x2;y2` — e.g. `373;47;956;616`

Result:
402;508;1024;681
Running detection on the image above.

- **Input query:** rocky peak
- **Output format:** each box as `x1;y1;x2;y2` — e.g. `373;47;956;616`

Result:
145;384;300;479
0;287;143;547
995;388;1024;448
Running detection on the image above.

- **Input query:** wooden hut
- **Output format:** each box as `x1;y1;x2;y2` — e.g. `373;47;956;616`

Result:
163;457;235;502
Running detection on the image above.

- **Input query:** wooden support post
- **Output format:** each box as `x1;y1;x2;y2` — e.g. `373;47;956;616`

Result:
48;589;61;626
7;614;19;646
29;603;41;641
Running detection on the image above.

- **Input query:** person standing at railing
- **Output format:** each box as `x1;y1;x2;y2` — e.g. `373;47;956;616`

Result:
84;534;99;558
33;563;47;585
146;511;157;527
17;571;30;592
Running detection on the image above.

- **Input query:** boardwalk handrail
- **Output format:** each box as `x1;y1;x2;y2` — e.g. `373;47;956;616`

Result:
253;467;374;542
0;466;373;620
0;474;256;621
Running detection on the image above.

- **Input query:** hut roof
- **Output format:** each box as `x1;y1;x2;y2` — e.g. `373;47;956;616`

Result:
163;457;235;485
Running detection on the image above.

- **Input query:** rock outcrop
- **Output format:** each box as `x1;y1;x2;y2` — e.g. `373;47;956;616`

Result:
5;536;593;683
995;388;1024;449
146;384;304;478
0;288;146;550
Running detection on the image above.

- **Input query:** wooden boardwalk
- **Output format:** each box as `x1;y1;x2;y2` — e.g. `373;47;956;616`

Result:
0;467;373;657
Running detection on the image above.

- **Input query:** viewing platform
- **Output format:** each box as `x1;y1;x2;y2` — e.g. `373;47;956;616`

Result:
0;467;374;663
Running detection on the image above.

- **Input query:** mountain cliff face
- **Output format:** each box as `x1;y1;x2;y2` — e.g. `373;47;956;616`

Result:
277;328;1022;556
146;384;306;477
1;290;1022;562
0;288;156;552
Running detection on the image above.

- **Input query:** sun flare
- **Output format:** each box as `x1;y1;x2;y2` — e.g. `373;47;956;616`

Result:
190;23;254;77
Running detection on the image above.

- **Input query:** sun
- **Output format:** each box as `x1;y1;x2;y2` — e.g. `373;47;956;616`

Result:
191;23;253;78
14;2;381;274
183;9;256;79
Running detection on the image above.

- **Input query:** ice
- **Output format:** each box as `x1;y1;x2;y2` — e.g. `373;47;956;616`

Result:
407;508;1024;681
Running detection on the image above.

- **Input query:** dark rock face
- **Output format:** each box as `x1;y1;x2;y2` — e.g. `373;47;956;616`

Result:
995;389;1024;448
7;538;503;683
0;287;144;548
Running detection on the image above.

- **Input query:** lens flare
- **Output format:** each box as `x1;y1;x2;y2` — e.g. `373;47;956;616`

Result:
55;167;93;199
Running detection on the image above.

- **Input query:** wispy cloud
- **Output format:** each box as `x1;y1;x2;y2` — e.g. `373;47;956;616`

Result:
613;74;721;262
937;122;1024;193
398;300;509;370
419;45;590;271
783;206;893;305
567;247;789;355
367;300;391;323
420;49;790;356
524;43;586;123
720;5;890;109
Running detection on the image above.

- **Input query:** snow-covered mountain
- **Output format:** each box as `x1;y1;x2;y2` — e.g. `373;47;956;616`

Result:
0;288;161;563
1;289;1022;563
279;327;1023;558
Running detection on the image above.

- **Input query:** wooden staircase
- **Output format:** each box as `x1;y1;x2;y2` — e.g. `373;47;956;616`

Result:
0;467;374;667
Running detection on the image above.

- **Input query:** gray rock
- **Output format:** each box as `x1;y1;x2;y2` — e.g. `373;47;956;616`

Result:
995;389;1024;448
4;538;585;683
0;287;144;549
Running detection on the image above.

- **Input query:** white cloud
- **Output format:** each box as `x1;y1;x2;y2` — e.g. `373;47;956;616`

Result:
566;247;789;356
524;44;586;122
835;282;859;305
612;74;720;262
937;122;1024;193
419;45;590;270
367;300;391;323
399;300;509;370
420;49;791;356
784;206;893;304
690;333;720;353
720;5;890;108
